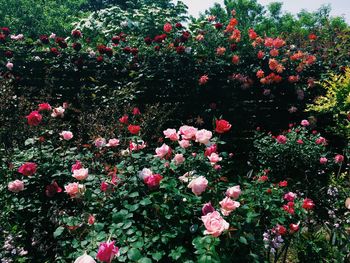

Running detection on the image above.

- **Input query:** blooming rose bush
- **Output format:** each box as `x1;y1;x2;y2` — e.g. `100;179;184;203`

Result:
1;103;325;262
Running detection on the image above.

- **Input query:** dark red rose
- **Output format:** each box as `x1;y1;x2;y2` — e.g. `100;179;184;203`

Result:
55;37;67;48
0;34;6;43
96;56;103;62
175;22;182;29
128;124;141;135
180;31;190;42
215;23;223;30
50;47;59;56
104;47;113;57
45;181;62;197
154;34;166;43
1;27;10;35
26;111;42;126
176;46;185;54
112;35;120;44
154;46;160;51
5;50;13;58
215;119;232;133
123;47;132;54
144;37;152;45
40;35;49;44
71;29;82;38
18;162;37;176
131;48;138;55
72;42;82;51
230;44;237;51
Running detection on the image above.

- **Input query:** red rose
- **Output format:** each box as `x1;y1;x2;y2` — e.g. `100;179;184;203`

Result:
112;35;120;44
302;198;315;210
128;124;141;135
119;115;128;124
50;47;59;56
144;174;163;188
215;119;232;133
40;35;49;44
144;37;152;45
132;107;141;115
176;46;185;54
18;162;37;176
26;111;42;126
163;23;172;33
71;29;82;38
278;180;288;187
290;223;299;233
38;103;51;111
5;50;13;58
276;225;287;235
72;42;82;51
2;27;10;35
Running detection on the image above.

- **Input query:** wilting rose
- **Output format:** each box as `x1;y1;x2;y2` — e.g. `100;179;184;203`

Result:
51;106;65;118
201;211;229;237
94;137;106;148
26;111;42;126
215;119;232;133
334;154;344;164
45;181;62;197
202;202;215;215
179;125;198;140
8;180;24;193
74;253;96;263
207;153;222;164
60;131;73;141
18;162;37;176
128;124;141;135
96;241;119;263
155;143;171;158
106;138;120;147
144;173;163;188
188;176;208;195
163;128;179;141
226;185;241;200
72;168;89;181
219;197;240;216
195;129;212;145
38;103;51;111
173;153;185;165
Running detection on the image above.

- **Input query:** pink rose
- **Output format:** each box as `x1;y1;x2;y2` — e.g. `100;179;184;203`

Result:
276;135;287;144
51;106;65;118
144;174;163;188
60;131;73;141
202;202;215;215
195;129;212;144
71;160;82;172
163;128;179;141
6;61;13;70
94;137;106;148
106;138;120;147
199;75;209;85
8;180;24;193
179;125;198;140
155;143;171;158
72;168;89;180
173;153;185;165
96;241;119;263
18;162;37;176
226;185;241;200
178;140;191;148
187;176;208;195
139;168;153;179
178;171;195;183
301;119;310;126
26;111;42;126
315;137;327;145
64;182;83;198
320;157;328;164
88;214;95;225
129;140;146;151
207;153;222;164
334;154;344;164
74;253;96;263
204;144;217;157
284;192;296;202
201;211;229;237
219;197;240;216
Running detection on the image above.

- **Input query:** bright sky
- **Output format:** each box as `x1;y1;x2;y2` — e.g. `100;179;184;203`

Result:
177;0;350;22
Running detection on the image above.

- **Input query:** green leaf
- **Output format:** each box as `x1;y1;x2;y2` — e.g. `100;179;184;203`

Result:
138;258;152;263
128;248;142;261
53;226;65;238
239;236;248;245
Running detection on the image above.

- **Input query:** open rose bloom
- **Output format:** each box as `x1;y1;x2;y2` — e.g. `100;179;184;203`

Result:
201;211;229;237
